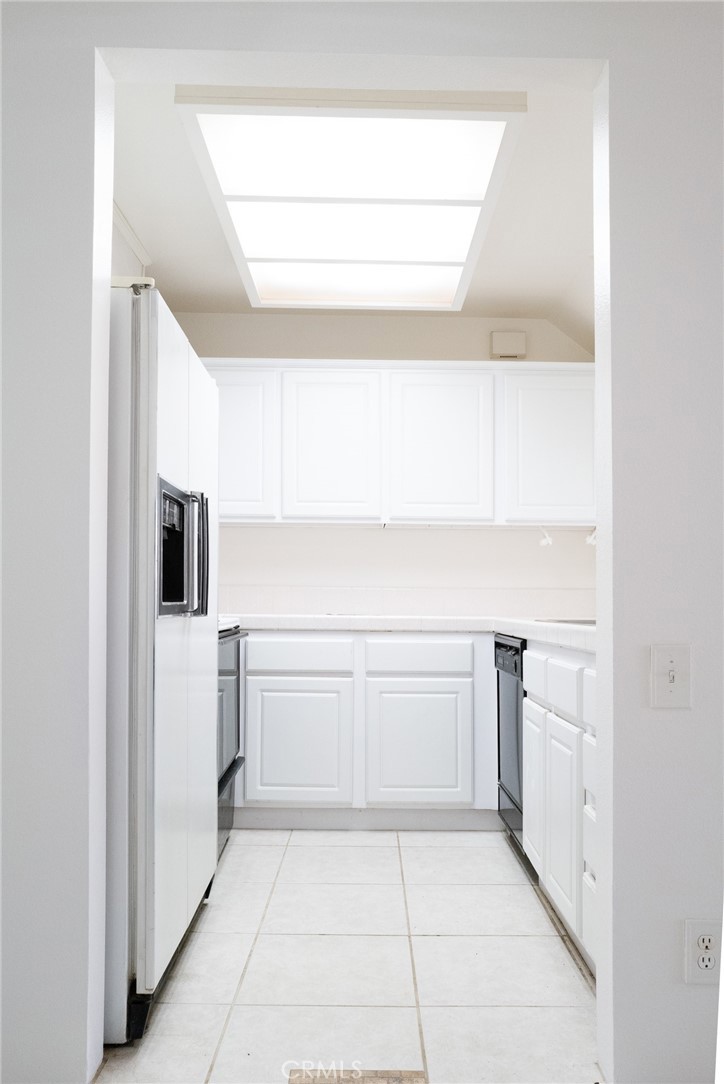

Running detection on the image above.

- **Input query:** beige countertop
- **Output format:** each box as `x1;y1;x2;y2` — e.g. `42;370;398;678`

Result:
218;614;596;653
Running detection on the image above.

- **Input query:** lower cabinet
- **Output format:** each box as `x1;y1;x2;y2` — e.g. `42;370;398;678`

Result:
242;632;488;809
366;677;473;804
544;711;582;934
521;644;597;968
245;675;354;804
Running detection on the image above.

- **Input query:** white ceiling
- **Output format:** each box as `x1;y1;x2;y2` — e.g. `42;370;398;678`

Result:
113;77;594;352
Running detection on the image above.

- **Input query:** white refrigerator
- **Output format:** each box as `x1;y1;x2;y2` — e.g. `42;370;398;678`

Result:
105;283;219;1042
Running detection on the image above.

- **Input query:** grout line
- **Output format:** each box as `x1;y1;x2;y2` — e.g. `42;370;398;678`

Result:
397;831;430;1083
204;832;293;1083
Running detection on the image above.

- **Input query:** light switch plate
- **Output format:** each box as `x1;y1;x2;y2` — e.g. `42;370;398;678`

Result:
650;643;690;708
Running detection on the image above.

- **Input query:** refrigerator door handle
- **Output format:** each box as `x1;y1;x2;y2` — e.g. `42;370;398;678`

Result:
188;495;200;615
190;492;208;617
201;496;209;617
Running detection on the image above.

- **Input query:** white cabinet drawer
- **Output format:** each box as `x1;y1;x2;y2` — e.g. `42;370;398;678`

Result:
582;731;597;795
365;637;473;675
246;637;354;674
523;650;547;700
546;658;582;718
582;667;596;728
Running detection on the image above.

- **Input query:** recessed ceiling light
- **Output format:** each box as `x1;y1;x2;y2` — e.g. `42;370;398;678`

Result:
178;92;524;311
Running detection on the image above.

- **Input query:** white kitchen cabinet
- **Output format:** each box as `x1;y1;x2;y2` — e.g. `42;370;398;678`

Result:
209;361;594;525
522;696;546;876
211;369;279;520
282;371;381;519
389;371;495;521
503;372;595;523
245;675;354;804
544;710;582;935
366;676;473;804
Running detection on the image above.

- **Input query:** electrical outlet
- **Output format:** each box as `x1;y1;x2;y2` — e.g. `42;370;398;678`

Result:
685;920;721;984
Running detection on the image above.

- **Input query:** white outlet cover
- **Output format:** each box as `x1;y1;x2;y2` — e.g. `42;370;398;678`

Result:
685;919;721;984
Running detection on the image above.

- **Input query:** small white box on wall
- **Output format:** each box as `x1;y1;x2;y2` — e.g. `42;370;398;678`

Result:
491;330;527;358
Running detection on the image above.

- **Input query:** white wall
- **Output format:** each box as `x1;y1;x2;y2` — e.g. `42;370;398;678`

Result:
179;312;593;362
111;221;144;277
2;6;722;1084
219;525;596;618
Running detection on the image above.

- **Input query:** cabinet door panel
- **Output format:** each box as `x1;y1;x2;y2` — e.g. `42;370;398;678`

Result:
522;697;546;876
282;371;381;519
504;373;595;522
389;372;494;521
212;369;279;519
246;676;353;804
544;711;582;934
366;677;473;804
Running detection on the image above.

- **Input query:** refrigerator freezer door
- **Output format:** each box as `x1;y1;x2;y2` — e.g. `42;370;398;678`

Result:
186;348;219;923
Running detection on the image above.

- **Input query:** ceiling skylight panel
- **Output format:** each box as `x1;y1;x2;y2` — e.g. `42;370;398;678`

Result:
248;262;463;308
227;202;481;264
180;93;524;311
197;114;507;201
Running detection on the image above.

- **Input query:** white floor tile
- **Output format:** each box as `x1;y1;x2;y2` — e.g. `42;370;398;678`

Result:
262;883;409;935
227;829;291;846
194;881;272;934
277;845;401;884
216;844;285;884
98;1036;214;1083
290;830;398;847
402;846;529;885
399;830;507;848
158;932;254;1004
237;935;415;1006
413;936;594;1007
99;1004;228;1083
422;1005;598;1083
406;884;559;936
209;1005;423;1083
144;1001;229;1040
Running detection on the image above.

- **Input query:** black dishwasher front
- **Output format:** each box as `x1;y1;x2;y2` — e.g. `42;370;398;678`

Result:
496;635;526;857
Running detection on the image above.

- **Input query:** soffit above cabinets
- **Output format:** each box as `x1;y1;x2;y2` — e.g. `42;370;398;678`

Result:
176;87;526;312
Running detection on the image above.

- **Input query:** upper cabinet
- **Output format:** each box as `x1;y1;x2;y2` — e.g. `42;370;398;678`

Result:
389;372;495;522
503;373;595;523
208;361;595;526
213;369;279;519
282;371;381;520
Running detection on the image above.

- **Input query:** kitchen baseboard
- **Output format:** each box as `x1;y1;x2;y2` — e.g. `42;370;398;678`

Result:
232;807;502;830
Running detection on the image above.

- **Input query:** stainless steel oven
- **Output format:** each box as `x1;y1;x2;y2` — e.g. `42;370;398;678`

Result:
217;626;247;857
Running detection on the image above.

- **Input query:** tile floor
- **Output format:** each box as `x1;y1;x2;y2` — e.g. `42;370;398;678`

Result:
98;829;600;1084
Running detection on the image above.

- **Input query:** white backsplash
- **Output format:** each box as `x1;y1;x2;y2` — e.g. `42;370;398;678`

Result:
218;526;595;619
